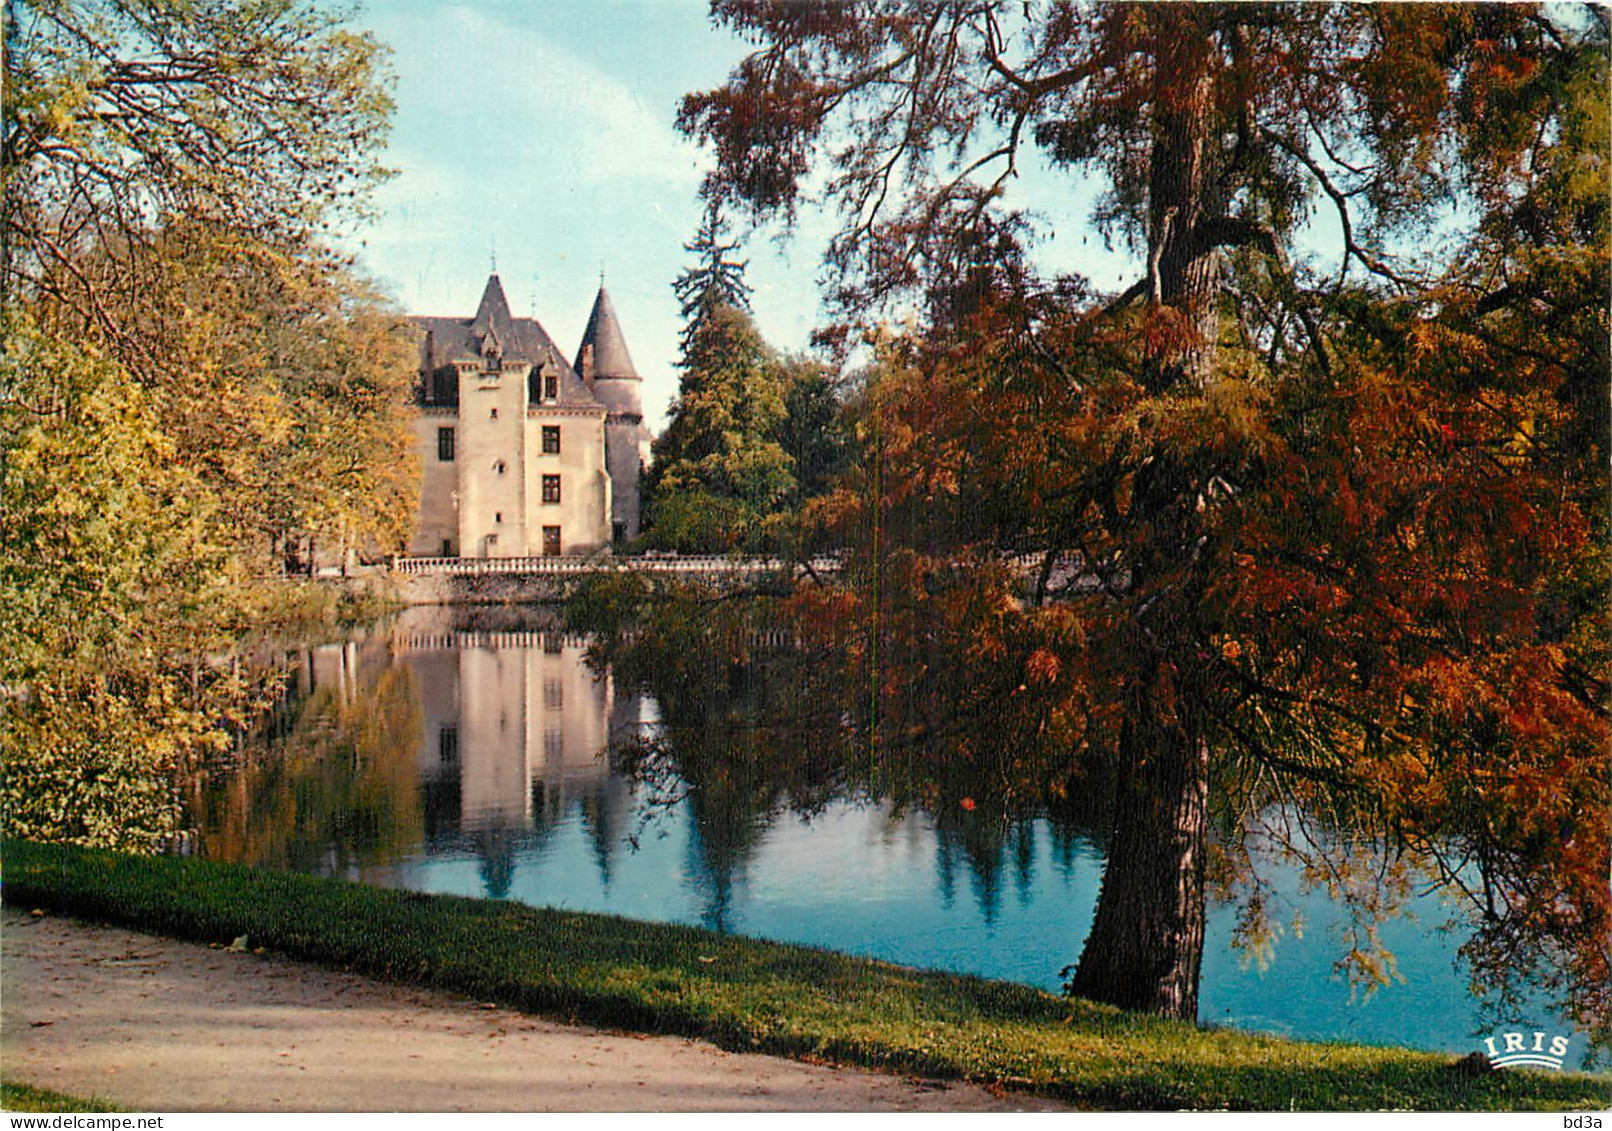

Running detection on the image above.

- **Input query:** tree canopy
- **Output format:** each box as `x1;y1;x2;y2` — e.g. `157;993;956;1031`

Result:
1;0;415;849
681;0;1609;1036
674;201;753;327
647;215;854;552
3;0;392;333
646;301;798;551
3;0;415;569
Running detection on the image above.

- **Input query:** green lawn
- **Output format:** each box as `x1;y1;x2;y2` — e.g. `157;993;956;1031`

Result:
1;1080;122;1113
3;838;1605;1111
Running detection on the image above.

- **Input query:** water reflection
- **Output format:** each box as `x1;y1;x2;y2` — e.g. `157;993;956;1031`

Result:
188;645;424;876
400;617;640;896
187;606;1589;1067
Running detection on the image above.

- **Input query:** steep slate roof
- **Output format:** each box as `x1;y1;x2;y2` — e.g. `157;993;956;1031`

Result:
414;275;600;407
574;285;641;380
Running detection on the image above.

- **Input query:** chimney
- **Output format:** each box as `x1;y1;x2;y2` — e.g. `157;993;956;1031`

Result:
580;343;595;382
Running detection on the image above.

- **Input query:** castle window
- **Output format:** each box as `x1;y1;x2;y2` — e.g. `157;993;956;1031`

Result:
542;426;560;454
437;427;455;461
542;474;561;504
486;356;501;372
544;374;558;400
490;407;498;420
431;368;456;404
542;526;561;556
495;512;502;524
438;725;458;765
493;459;507;475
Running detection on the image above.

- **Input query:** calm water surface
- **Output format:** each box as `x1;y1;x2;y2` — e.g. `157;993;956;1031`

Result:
187;607;1590;1066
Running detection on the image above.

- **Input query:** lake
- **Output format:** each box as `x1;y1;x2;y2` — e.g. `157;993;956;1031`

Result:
185;605;1591;1068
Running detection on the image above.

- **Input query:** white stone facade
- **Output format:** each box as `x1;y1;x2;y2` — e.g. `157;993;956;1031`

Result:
406;275;643;559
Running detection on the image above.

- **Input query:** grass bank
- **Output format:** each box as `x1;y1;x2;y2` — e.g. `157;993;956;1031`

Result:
1;1081;121;1113
3;839;1604;1111
252;574;403;634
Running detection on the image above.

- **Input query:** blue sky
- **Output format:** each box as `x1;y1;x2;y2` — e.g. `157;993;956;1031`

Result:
341;1;1141;430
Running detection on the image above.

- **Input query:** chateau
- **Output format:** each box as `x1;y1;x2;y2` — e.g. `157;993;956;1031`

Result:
408;273;651;558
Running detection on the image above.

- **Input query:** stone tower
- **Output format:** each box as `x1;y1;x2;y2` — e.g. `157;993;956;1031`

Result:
575;284;650;543
411;274;614;559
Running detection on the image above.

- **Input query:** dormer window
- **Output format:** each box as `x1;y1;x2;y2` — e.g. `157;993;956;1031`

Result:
481;325;503;373
529;363;560;405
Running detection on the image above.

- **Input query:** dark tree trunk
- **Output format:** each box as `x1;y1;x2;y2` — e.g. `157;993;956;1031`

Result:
1066;658;1210;1019
1142;11;1221;394
1068;9;1220;1021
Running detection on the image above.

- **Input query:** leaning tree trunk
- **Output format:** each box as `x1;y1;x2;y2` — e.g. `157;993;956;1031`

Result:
1067;8;1222;1021
1066;658;1211;1018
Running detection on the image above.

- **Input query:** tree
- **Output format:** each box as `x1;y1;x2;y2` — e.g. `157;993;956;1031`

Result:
651;213;799;552
0;0;414;848
0;309;234;849
646;302;795;551
3;0;392;339
4;0;414;573
777;362;856;506
681;1;1609;1027
122;228;420;571
652;205;858;551
649;303;860;552
674;201;753;333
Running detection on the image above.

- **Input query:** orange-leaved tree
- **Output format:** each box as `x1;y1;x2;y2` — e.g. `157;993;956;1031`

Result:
682;0;1609;1031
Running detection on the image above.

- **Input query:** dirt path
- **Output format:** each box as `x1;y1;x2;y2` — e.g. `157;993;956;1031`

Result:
1;908;1061;1112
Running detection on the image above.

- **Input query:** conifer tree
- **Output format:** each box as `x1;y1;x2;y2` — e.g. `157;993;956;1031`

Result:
646;300;796;551
680;1;1609;1029
651;206;857;550
674;201;753;329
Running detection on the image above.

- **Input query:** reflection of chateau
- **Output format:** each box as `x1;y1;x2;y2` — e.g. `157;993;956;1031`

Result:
223;620;1117;963
295;610;646;895
409;274;652;558
389;610;643;859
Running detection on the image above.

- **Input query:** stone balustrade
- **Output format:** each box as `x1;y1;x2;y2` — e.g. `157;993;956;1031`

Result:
392;554;842;577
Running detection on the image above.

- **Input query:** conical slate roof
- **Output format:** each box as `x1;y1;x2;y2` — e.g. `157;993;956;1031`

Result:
413;273;599;407
470;274;516;347
575;285;640;380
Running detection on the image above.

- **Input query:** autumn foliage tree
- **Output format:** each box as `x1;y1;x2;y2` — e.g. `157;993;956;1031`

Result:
3;0;416;573
682;0;1609;1034
1;0;415;847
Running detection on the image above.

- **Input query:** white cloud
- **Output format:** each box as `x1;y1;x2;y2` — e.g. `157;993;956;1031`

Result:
389;5;702;189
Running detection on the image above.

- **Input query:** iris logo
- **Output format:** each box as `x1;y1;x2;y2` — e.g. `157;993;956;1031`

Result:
1482;1029;1571;1070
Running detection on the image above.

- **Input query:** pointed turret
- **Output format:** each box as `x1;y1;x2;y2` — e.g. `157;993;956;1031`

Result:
575;283;649;544
575;285;640;382
471;274;516;354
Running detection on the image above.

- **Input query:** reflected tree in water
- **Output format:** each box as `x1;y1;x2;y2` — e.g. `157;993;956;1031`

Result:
571;574;1113;931
477;826;518;901
189;650;424;874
